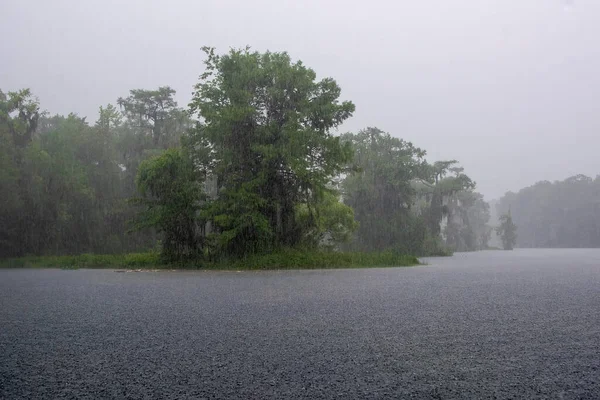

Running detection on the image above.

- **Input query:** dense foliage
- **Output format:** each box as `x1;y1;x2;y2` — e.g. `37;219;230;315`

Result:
496;175;600;248
186;47;356;258
134;148;205;260
340;128;428;253
341;128;489;255
0;87;186;257
1;48;494;264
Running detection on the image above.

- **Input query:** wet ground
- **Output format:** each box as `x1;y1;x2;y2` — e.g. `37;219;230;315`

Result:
1;249;599;399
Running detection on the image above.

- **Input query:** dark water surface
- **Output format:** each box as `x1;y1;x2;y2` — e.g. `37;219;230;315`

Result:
1;249;599;399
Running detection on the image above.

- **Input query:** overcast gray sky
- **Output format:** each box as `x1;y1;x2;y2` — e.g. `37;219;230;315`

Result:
1;0;598;199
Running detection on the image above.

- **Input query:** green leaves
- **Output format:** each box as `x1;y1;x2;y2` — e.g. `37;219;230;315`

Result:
117;86;186;148
341;127;429;252
135;148;205;260
96;104;122;133
341;127;483;255
3;47;494;263
296;190;358;249
0;89;40;149
187;47;356;256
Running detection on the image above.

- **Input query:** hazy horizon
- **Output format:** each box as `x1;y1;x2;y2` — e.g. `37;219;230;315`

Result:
2;0;598;200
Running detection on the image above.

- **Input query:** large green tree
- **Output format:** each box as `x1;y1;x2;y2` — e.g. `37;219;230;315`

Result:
187;47;355;256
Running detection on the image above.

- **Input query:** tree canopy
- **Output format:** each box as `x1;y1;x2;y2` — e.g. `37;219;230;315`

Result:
341;127;488;255
0;86;186;257
186;47;355;257
1;47;494;261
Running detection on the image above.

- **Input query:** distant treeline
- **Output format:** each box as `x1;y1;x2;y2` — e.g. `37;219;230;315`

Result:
496;175;600;248
0;47;491;261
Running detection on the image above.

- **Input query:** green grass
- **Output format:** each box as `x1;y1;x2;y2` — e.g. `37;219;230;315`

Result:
213;249;420;270
0;252;161;269
0;250;420;270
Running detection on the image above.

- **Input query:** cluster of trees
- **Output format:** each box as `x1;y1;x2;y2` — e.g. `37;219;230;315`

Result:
0;87;188;257
1;47;493;261
341;128;491;255
496;175;600;248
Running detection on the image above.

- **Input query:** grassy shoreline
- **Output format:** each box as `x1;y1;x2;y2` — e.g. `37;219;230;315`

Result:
0;250;420;270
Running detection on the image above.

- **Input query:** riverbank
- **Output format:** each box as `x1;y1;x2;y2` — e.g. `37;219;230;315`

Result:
0;250;420;270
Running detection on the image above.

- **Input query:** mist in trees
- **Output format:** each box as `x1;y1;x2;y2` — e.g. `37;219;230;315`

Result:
495;175;600;248
340;128;490;255
496;211;517;250
1;48;495;261
0;86;186;257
